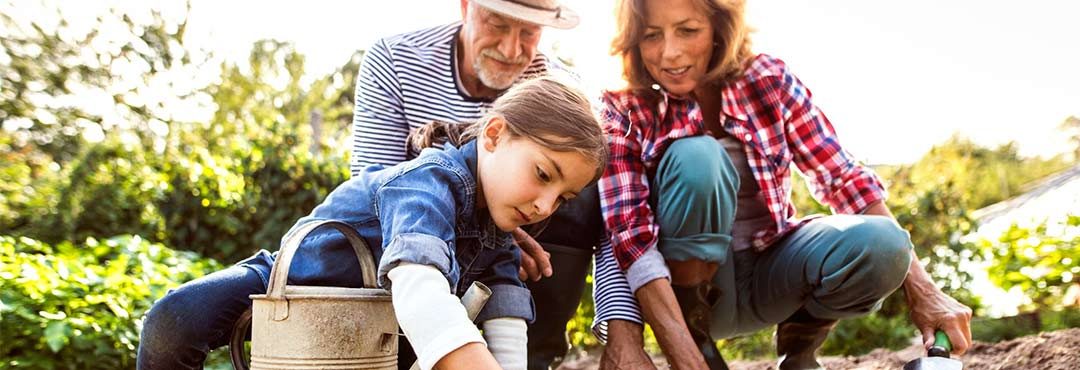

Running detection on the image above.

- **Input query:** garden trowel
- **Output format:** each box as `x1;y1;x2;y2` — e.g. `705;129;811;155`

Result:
902;331;963;370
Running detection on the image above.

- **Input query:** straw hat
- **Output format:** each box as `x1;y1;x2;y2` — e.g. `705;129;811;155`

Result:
470;0;580;29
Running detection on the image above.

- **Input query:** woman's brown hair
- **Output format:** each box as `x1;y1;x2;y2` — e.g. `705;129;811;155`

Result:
611;0;754;94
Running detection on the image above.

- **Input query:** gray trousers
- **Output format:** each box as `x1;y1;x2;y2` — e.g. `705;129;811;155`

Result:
653;136;913;339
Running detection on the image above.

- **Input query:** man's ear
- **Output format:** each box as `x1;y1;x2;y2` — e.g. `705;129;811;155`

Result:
481;116;506;152
460;0;469;19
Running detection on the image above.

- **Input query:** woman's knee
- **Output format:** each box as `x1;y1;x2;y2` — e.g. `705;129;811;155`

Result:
840;216;913;292
857;216;911;265
805;217;913;317
658;136;739;197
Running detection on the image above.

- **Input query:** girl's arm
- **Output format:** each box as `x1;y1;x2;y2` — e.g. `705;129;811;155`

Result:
481;318;527;370
388;263;500;370
434;343;502;370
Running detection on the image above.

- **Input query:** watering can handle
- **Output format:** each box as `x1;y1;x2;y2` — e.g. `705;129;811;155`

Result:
266;220;379;299
229;220;379;370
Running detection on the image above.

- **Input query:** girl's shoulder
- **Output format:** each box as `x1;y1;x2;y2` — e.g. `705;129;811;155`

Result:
376;144;476;195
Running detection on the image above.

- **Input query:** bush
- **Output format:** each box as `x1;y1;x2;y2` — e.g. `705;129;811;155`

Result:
19;139;170;246
0;235;221;369
983;215;1080;311
821;311;915;356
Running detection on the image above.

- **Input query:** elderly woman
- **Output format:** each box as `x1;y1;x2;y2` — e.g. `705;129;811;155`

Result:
591;0;973;369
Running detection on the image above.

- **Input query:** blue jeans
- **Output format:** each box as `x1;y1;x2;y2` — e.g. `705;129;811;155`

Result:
138;251;273;370
653;136;913;339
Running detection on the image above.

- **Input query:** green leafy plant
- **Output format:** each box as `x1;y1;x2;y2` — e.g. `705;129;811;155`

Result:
0;235;221;369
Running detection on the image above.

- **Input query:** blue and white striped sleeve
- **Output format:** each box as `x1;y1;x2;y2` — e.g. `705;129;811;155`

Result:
591;236;644;343
351;38;409;175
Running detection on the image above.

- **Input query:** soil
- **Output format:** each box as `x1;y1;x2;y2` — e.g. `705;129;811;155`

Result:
556;328;1080;370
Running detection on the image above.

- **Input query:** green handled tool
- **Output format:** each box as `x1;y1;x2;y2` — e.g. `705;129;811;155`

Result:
902;330;963;370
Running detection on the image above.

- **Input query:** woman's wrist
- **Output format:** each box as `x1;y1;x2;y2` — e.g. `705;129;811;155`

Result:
902;250;942;307
635;279;708;370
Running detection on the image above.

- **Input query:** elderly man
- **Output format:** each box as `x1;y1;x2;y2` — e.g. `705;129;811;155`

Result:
351;1;599;369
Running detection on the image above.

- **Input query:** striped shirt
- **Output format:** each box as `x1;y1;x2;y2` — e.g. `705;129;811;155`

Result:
351;21;551;170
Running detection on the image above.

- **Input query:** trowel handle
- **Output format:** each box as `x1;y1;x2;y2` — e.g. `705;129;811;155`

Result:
928;330;953;358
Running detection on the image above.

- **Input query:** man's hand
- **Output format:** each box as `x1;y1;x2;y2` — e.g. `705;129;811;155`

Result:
600;320;658;370
513;227;551;282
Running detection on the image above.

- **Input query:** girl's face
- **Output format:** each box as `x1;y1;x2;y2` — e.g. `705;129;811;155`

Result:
476;118;597;232
638;0;714;96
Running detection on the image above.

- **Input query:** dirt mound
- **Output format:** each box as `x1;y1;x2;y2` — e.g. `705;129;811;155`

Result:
956;328;1080;370
735;328;1080;370
557;328;1080;370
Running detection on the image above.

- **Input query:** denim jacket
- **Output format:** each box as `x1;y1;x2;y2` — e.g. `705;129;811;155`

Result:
278;140;533;323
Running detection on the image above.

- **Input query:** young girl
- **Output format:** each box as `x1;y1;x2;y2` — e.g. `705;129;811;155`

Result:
137;76;609;370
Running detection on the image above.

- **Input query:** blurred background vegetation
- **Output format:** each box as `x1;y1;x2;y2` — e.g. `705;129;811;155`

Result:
2;2;1078;369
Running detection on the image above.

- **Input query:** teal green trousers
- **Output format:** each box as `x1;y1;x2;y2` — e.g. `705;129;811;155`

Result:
652;136;913;339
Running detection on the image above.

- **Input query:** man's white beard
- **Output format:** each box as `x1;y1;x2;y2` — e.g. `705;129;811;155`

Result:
474;49;528;91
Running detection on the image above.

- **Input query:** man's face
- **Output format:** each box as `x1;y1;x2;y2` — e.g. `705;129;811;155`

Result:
460;2;543;91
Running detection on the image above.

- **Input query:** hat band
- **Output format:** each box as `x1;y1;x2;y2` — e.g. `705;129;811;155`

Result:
502;0;558;12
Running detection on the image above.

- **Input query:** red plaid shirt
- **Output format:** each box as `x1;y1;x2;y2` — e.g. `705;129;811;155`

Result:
598;54;887;270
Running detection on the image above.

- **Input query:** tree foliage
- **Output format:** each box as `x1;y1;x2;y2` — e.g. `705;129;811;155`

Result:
152;40;360;261
1;0;363;262
0;0;210;164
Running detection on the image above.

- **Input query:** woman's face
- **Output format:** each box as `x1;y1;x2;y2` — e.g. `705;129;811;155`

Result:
638;0;714;96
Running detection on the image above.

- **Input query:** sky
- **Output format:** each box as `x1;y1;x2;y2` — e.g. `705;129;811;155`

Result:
185;0;1080;165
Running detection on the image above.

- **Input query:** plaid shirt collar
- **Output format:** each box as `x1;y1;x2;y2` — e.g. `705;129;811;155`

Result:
649;83;750;125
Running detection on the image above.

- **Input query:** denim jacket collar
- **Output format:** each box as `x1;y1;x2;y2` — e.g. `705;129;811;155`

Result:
449;139;514;250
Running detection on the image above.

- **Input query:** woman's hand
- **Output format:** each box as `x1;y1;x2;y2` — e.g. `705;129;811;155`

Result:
636;279;709;370
512;227;552;281
600;320;659;370
863;201;973;355
904;261;974;355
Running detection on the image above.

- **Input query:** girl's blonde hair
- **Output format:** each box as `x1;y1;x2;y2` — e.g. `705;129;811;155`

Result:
611;0;754;95
407;76;609;182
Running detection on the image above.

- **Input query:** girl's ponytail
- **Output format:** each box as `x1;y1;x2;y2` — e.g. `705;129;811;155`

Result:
406;120;477;153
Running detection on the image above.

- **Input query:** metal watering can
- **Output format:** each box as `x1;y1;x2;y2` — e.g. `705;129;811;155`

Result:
229;220;399;370
227;220;494;370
